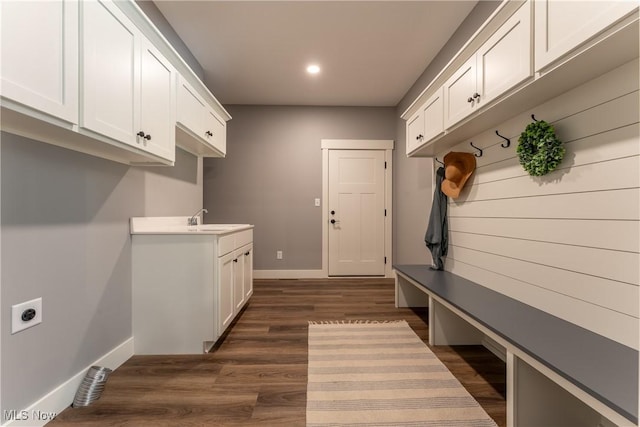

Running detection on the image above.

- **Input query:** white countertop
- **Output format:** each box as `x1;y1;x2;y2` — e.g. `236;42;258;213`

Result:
130;216;253;235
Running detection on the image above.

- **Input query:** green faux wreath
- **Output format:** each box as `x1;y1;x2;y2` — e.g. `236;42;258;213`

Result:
517;120;565;176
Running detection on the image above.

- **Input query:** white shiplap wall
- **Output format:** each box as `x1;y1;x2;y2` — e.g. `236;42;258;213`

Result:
437;58;639;350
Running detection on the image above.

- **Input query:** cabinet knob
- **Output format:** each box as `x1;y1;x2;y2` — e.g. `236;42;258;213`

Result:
233;258;238;263
473;93;480;99
245;251;250;256
137;131;146;137
144;134;151;141
467;97;473;103
205;130;213;137
416;134;424;140
330;210;335;215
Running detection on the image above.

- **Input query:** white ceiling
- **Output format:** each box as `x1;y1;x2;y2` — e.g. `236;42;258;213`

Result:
153;1;478;107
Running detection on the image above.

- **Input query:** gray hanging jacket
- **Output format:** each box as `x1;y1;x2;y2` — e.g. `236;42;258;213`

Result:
425;166;448;270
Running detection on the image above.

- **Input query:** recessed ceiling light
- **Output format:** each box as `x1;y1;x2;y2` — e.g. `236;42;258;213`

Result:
306;64;321;74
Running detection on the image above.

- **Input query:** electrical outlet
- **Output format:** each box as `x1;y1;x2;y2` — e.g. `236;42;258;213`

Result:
12;297;42;334
276;250;283;260
314;198;321;207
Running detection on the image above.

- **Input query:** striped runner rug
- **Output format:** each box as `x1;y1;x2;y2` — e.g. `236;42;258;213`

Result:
306;320;497;427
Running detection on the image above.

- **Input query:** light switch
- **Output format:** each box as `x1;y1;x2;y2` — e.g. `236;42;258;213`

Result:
314;198;321;207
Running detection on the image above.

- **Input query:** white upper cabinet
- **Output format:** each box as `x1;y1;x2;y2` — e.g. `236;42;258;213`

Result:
81;0;175;163
0;0;78;124
81;0;139;145
1;0;228;166
204;108;226;155
421;88;444;144
406;88;444;155
402;0;637;157
176;76;227;157
444;1;531;129
406;110;424;154
139;40;176;163
535;0;638;71
443;56;478;129
477;1;531;105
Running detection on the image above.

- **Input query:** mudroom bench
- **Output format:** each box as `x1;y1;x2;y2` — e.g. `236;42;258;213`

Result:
394;264;638;427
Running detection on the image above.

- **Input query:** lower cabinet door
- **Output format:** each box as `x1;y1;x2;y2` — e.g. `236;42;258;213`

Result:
244;245;253;300
233;249;246;311
218;252;235;335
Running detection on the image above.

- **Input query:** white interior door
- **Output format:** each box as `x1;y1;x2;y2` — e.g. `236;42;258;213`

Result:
328;150;385;276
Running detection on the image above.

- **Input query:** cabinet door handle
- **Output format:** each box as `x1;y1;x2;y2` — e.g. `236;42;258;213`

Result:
144;134;151;141
416;134;424;140
233;258;238;263
205;131;213;137
467;97;473;103
473;93;480;99
245;251;250;256
137;131;146;137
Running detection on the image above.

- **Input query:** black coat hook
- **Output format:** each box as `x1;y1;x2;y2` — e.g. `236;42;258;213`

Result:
496;130;510;148
531;114;538;122
435;157;444;166
470;142;483;157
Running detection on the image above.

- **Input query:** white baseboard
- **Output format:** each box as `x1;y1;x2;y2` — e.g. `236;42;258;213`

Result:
254;270;395;280
254;269;326;279
2;337;134;427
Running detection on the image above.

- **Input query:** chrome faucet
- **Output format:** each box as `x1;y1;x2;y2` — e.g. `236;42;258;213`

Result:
188;208;208;226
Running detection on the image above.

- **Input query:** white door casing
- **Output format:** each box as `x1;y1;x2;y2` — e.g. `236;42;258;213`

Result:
322;140;393;277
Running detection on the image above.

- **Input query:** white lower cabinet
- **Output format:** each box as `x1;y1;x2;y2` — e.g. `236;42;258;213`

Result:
216;234;253;338
132;228;253;354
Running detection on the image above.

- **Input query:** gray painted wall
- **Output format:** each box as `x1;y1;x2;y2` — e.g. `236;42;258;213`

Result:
203;106;396;270
392;1;501;265
0;133;201;418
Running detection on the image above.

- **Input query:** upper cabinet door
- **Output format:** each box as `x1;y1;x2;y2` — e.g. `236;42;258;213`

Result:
177;77;206;140
443;56;477;129
421;87;444;145
535;0;638;71
81;0;139;146
406;109;424;154
139;40;176;162
0;0;78;123
477;1;532;106
204;109;226;155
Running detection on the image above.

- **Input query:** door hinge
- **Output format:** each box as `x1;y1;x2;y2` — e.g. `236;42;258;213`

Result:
384;257;387;264
384;209;387;216
384;161;387;169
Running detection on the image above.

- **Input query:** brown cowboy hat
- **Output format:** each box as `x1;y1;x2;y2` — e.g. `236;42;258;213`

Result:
441;152;476;199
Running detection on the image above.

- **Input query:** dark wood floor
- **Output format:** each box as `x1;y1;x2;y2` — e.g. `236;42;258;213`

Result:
51;279;506;426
